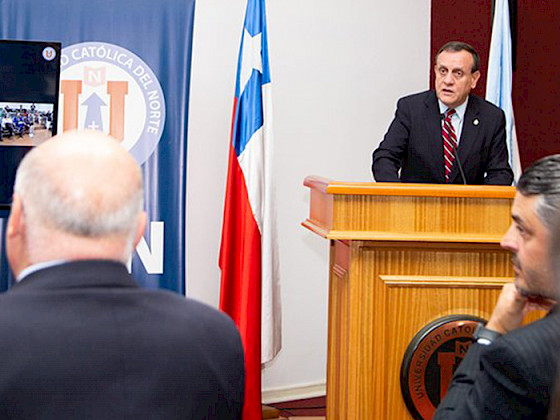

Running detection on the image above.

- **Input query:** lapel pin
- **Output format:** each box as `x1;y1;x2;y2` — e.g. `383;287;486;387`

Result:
473;118;479;126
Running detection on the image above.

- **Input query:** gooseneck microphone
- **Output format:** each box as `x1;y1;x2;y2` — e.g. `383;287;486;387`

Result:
452;142;467;185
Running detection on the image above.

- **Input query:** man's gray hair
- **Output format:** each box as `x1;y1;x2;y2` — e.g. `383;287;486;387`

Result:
14;146;143;239
517;154;560;230
436;41;480;73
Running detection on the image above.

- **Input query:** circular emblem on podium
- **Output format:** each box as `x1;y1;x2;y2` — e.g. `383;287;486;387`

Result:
400;315;484;420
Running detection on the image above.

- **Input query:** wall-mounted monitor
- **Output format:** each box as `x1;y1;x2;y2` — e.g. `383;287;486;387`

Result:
0;39;61;213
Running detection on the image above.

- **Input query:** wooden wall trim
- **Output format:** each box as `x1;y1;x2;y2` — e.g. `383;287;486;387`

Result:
381;275;512;288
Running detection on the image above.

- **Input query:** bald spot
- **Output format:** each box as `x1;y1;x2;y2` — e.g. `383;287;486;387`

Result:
35;131;140;218
16;130;143;240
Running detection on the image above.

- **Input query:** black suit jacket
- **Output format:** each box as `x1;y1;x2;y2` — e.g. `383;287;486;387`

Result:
372;90;513;185
433;311;560;419
0;260;245;419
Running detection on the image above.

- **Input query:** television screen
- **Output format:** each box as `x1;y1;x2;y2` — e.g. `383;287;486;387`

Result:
0;40;61;212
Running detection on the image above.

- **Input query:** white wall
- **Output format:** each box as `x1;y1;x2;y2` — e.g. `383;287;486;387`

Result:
187;0;431;397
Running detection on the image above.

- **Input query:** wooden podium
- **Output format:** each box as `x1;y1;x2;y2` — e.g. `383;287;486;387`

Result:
303;176;519;419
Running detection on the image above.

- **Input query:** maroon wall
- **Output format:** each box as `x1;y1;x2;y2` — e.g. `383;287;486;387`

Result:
431;0;560;168
430;0;492;99
513;2;560;166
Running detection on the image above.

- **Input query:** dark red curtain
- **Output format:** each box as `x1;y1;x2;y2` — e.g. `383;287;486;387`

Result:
431;0;560;168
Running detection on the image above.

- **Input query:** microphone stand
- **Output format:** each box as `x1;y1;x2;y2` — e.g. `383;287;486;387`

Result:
452;143;467;185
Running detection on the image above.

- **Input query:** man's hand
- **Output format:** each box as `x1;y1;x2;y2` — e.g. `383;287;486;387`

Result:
485;283;549;335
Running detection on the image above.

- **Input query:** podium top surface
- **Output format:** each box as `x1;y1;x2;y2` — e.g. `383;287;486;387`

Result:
304;176;516;199
303;176;515;242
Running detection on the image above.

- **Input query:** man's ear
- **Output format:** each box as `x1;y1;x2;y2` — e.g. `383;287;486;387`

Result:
471;70;481;89
7;194;24;238
132;211;147;248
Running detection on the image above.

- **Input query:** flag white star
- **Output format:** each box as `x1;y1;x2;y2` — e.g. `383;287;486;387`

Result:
239;29;262;94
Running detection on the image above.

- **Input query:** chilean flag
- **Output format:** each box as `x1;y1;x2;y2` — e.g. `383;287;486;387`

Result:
219;0;281;418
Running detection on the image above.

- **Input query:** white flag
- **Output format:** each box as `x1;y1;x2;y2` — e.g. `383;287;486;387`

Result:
486;0;522;182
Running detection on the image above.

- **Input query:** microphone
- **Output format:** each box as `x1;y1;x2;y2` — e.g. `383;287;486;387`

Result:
452;142;467;185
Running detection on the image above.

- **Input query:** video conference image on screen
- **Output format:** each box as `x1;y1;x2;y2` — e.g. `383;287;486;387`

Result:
0;102;54;146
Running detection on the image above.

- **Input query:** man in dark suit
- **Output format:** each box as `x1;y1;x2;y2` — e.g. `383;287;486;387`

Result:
0;131;245;419
372;41;513;185
434;155;560;419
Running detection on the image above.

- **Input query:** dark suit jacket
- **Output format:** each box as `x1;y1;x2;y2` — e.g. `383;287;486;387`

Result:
433;311;560;419
0;260;245;419
372;90;513;185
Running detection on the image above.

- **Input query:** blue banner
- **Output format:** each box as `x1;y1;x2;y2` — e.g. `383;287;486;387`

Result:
0;0;196;293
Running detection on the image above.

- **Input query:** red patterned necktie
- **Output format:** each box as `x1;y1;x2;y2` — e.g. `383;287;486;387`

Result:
442;109;457;183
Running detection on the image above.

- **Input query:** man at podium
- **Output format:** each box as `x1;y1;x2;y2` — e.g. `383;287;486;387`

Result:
372;41;513;185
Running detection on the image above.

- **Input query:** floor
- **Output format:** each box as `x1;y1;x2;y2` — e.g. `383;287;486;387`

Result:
1;127;52;146
267;396;326;419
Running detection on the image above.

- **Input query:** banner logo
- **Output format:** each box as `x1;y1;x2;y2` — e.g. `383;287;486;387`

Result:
400;315;484;420
59;42;166;165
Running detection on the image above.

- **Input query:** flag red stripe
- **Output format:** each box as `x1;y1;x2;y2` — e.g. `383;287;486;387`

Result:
219;140;262;420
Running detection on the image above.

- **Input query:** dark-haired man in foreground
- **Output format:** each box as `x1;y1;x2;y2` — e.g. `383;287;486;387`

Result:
372;41;513;185
0;131;244;419
434;155;560;419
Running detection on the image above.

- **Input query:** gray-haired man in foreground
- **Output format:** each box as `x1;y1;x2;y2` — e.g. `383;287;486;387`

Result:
434;155;560;419
0;131;244;419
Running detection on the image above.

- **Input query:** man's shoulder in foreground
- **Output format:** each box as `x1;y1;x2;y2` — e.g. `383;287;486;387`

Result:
0;259;241;344
496;311;560;373
0;260;245;419
434;313;560;420
476;314;560;416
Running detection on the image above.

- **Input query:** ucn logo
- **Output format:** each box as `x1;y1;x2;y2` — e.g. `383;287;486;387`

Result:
59;42;166;165
58;42;166;275
400;315;484;420
42;47;56;61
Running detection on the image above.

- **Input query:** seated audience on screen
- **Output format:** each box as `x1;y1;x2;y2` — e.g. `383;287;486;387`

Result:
0;130;244;419
372;41;513;185
434;155;560;419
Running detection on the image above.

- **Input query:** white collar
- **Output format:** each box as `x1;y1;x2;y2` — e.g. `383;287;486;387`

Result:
17;260;67;282
438;97;468;121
